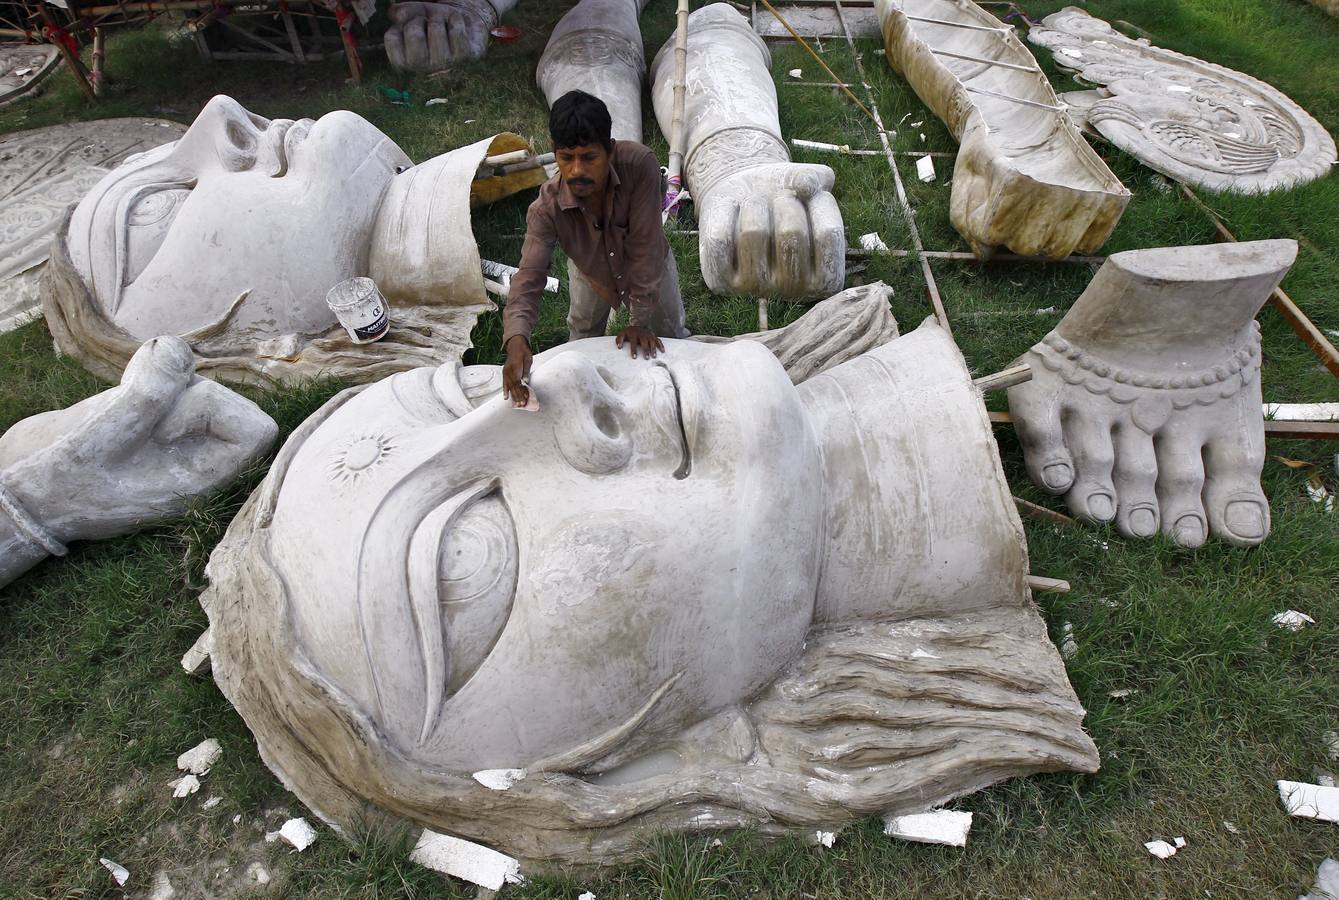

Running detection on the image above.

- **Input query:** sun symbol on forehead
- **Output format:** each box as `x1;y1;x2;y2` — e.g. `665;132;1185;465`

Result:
327;432;396;484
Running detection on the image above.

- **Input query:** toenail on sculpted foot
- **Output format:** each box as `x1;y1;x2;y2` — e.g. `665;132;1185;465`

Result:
1042;462;1073;491
1086;493;1114;521
1173;515;1205;548
1225;500;1265;540
1127;506;1156;537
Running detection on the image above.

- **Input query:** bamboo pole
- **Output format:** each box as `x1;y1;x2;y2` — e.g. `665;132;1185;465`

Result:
39;5;96;101
90;26;105;96
663;0;689;214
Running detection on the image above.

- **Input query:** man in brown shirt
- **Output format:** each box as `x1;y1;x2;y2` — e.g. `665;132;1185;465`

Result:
502;90;687;405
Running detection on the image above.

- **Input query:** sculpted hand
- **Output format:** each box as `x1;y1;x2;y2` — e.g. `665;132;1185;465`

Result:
615;325;663;360
384;0;497;72
0;336;278;543
697;162;845;298
502;335;533;406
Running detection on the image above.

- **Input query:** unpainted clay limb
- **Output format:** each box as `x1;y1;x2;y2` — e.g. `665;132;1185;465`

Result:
385;0;516;73
1008;240;1296;547
1029;7;1337;194
0;335;276;587
873;0;1128;259
537;0;648;143
649;5;845;297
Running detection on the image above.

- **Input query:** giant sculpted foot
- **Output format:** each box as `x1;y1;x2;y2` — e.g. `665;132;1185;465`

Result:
1008;240;1296;547
651;5;845;297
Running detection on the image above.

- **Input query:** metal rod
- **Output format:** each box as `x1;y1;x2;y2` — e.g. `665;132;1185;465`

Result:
848;247;1105;265
929;45;1038;72
834;0;953;339
781;80;857;88
964;84;1065;112
903;13;1011;33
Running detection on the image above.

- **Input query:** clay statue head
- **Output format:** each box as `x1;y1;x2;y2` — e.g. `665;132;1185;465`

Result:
45;96;546;386
203;325;1098;864
67;95;411;341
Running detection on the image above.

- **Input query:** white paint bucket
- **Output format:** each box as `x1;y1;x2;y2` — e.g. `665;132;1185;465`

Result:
326;276;389;343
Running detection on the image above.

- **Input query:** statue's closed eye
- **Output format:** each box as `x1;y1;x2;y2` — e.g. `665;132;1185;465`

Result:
123;187;192;286
437;492;517;695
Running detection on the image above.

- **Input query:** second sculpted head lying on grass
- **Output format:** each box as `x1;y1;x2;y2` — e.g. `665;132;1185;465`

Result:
202;294;1097;865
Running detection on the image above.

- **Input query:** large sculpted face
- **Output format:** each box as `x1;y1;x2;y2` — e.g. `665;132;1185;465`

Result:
265;339;824;771
67;95;412;340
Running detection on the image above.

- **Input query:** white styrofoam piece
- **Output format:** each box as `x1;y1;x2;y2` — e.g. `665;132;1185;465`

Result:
1274;610;1317;631
1265;403;1339;421
180;627;213;673
812;830;836;847
472;768;527;790
177;738;222;775
1144;839;1177;859
279;817;318;851
883;809;972;846
170;774;200;798
788;68;802;78
1173;836;1187;849
1108;688;1138;700
1278;781;1339;823
100;857;130;886
409;829;523;891
1300;858;1339;900
916;155;936;183
1318;774;1336;788
859;232;890;254
1222;820;1240;834
578;893;596;900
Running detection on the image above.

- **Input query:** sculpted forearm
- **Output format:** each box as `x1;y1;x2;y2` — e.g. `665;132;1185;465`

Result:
537;0;646;142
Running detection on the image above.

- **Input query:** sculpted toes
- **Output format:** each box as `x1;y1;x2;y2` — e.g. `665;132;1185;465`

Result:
1061;410;1117;523
1008;373;1075;495
1111;423;1160;538
1203;442;1270;547
1154;437;1208;549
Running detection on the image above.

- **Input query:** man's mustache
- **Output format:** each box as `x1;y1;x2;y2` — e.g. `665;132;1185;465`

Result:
568;177;595;186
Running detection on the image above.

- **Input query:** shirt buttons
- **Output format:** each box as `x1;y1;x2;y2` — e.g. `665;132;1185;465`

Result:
617;274;623;279
608;251;614;257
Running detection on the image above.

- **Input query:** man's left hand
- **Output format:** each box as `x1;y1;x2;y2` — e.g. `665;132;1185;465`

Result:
615;325;664;359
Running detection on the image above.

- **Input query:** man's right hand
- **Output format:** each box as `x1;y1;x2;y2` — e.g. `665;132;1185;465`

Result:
502;335;533;405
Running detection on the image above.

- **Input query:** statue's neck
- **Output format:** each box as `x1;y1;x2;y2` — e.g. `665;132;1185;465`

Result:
802;323;1030;626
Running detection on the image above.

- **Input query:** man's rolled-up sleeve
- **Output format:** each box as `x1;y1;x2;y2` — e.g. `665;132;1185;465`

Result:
502;197;558;347
622;155;670;329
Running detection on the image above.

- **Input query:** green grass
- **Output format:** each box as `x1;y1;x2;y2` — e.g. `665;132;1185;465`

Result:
1;0;1338;896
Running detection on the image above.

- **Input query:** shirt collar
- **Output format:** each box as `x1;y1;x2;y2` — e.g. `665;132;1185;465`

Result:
556;140;620;211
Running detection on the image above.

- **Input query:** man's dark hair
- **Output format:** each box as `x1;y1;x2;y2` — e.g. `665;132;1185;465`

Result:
549;91;613;152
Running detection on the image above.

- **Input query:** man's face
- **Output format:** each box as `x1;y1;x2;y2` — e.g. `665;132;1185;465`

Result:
554;141;611;200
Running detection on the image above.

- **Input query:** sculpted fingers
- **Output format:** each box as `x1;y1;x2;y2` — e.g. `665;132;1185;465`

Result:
698;196;740;295
733;198;772;293
401;15;431;70
779;162;835;199
430;13;455;66
87;336;195;460
771;194;811;292
808;189;845;295
384;25;407;69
